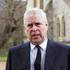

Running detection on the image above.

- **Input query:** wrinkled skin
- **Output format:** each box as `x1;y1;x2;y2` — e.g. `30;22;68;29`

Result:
25;15;48;45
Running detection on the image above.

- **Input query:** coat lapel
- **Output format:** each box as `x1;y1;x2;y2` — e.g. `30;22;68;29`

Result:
20;40;58;70
44;39;57;70
20;42;30;70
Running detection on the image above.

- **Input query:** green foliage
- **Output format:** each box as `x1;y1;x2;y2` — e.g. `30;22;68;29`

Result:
0;36;24;61
0;56;7;61
0;50;8;61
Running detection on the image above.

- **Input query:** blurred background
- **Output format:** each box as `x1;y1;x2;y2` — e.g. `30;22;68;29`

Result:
0;0;70;70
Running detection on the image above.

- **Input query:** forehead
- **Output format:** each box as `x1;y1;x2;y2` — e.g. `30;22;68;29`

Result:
26;15;44;24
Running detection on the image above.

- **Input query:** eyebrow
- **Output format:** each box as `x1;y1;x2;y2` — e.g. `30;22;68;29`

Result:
27;22;42;27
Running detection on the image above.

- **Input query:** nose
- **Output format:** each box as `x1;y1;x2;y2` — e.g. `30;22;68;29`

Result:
31;25;38;31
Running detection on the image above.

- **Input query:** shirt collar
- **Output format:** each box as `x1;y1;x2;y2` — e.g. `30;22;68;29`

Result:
30;43;36;51
40;38;48;51
30;38;48;51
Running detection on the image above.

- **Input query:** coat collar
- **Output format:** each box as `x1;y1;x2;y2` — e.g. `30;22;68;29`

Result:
21;40;58;70
22;40;57;70
44;39;58;70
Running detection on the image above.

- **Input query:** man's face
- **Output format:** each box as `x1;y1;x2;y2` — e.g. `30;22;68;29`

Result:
25;15;48;45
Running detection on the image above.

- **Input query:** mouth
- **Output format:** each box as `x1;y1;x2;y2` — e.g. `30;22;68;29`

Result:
31;34;40;39
32;34;40;36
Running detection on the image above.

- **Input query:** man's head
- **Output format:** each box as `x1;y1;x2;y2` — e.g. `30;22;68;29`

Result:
24;8;48;45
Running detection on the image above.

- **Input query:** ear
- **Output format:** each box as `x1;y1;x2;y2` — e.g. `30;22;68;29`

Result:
46;24;48;26
46;23;48;31
24;26;27;36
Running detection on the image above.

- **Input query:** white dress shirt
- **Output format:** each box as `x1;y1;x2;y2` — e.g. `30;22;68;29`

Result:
30;38;48;70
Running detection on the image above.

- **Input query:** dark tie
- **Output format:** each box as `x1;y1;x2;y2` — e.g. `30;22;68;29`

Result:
34;45;41;70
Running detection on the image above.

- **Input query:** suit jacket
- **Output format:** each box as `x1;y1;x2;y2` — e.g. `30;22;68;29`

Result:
6;39;70;70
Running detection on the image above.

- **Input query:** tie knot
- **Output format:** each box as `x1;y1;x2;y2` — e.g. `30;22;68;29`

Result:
36;45;40;49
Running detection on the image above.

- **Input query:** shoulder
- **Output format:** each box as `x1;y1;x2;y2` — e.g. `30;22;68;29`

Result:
48;39;70;50
9;41;30;52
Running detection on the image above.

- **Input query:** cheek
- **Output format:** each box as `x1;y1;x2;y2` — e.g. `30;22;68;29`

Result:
27;29;30;34
41;27;47;35
27;29;32;36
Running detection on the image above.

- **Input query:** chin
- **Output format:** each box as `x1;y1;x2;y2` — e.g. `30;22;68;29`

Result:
32;40;42;45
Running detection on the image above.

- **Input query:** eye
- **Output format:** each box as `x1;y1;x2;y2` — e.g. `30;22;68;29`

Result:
27;24;33;27
35;23;41;26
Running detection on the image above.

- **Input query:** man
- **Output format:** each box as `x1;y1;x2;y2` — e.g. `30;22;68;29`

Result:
6;8;70;70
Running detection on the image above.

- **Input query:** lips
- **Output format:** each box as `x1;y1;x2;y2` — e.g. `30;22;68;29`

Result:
32;34;40;36
31;34;40;39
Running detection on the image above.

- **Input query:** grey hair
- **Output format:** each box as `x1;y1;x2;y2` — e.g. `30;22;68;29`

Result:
24;8;48;26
